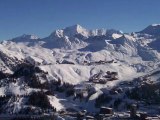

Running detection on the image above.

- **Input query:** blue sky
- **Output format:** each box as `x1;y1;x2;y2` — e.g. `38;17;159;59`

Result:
0;0;160;40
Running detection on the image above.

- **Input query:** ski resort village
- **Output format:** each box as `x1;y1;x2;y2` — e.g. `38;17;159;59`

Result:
0;23;160;120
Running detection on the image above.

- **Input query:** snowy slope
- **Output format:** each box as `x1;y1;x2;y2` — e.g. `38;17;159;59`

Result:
0;24;160;116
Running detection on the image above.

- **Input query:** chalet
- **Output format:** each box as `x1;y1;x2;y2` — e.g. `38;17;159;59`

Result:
83;60;90;65
109;72;118;80
111;72;118;75
95;60;106;64
106;71;111;75
107;72;118;80
89;59;115;65
89;74;101;81
89;71;103;81
99;79;107;84
107;59;114;63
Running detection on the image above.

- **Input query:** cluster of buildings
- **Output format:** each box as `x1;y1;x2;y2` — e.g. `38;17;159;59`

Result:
89;71;118;84
60;105;160;120
83;59;115;66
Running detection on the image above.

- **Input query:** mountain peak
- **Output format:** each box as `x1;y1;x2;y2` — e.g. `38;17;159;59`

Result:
139;24;160;35
68;24;83;29
63;24;89;37
11;34;39;42
65;24;84;30
151;24;160;27
20;34;39;40
49;24;89;38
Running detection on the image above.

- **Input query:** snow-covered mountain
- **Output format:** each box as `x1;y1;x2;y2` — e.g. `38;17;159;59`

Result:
139;24;160;36
0;24;160;119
